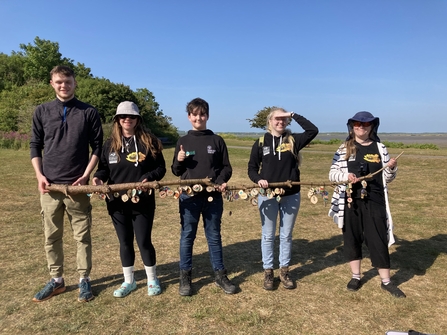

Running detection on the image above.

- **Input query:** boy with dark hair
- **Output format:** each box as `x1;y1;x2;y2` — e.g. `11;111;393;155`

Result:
30;65;103;302
171;97;236;296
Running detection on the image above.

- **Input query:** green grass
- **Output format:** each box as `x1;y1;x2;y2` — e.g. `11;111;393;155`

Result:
1;143;447;335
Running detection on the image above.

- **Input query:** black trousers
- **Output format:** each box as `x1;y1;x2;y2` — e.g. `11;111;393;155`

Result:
111;211;156;267
342;199;390;269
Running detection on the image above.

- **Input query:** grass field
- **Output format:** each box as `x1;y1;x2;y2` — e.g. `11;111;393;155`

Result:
1;139;446;335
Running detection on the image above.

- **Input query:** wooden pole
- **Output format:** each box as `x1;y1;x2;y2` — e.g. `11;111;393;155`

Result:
46;178;214;195
45;179;336;195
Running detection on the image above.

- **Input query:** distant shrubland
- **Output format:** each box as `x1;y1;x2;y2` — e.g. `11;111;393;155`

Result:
218;134;439;150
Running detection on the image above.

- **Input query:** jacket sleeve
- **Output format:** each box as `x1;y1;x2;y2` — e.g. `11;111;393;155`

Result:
30;106;44;159
88;108;103;158
247;139;262;183
329;145;349;183
214;138;232;185
93;141;111;182
380;143;397;183
292;114;319;150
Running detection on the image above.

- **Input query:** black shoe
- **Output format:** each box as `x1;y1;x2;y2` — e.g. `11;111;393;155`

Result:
179;270;192;296
347;278;362;291
214;269;236;294
381;282;406;298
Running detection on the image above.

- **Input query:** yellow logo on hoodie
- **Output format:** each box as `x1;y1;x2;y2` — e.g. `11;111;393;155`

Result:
126;152;146;163
363;154;380;163
276;143;292;153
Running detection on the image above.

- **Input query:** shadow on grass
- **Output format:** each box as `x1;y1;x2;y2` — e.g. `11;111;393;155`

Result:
341;234;447;288
390;234;447;285
89;234;346;295
291;234;345;280
89;234;447;295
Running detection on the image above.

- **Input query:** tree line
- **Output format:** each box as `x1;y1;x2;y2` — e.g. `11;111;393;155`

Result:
0;37;179;142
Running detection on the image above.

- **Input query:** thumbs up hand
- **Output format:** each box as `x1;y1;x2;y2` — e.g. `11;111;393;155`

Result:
178;144;186;162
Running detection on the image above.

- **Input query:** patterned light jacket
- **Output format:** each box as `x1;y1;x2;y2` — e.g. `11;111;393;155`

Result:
328;142;397;246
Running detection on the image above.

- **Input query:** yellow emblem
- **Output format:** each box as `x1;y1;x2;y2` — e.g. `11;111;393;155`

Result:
276;143;292;153
126;152;146;163
363;154;380;163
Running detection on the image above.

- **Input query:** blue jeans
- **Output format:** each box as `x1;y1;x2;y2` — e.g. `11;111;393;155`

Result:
179;193;224;271
258;192;301;269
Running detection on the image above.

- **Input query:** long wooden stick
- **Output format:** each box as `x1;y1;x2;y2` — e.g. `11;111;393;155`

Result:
46;178;214;195
224;181;335;191
46;179;337;195
357;151;404;181
47;151;404;196
339;151;405;184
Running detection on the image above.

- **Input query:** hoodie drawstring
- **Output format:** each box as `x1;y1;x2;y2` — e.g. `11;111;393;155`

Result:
279;136;282;160
133;135;139;167
273;137;276;156
121;135;139;167
272;136;283;160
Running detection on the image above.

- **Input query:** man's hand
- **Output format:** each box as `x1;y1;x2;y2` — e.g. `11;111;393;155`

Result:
72;175;89;186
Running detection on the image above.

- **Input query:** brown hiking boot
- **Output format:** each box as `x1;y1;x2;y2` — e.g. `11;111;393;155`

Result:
263;269;274;290
279;266;295;289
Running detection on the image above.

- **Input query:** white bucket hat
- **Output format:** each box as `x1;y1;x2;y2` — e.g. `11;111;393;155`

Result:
114;101;141;120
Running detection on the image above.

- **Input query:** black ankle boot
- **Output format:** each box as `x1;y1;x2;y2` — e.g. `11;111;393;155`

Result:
214;269;236;294
179;269;192;296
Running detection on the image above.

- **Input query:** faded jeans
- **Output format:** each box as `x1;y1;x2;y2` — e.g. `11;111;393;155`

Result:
258;192;301;269
179;193;224;271
40;192;92;278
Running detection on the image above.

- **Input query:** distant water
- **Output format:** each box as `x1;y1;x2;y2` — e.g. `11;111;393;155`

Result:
178;131;447;146
315;133;447;145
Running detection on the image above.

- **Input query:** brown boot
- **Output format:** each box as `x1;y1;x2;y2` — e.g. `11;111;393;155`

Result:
263;269;274;290
280;266;294;289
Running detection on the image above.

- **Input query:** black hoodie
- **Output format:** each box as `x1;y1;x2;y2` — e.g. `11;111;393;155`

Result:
171;129;232;188
94;136;166;214
247;113;318;195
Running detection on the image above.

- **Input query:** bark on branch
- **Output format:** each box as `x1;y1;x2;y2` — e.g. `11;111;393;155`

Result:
224;181;336;191
45;178;336;196
341;151;404;184
46;178;213;195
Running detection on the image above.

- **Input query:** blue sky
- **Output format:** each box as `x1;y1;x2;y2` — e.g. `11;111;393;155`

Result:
1;0;446;133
